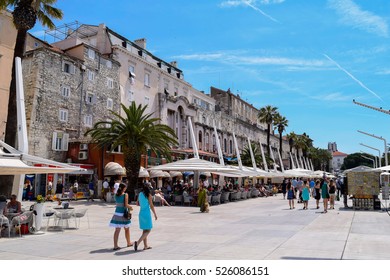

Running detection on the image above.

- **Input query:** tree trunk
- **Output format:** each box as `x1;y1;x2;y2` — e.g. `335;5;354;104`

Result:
0;29;28;197
124;150;141;202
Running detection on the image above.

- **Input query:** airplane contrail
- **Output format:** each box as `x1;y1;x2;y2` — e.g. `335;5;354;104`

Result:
323;53;382;101
243;0;279;23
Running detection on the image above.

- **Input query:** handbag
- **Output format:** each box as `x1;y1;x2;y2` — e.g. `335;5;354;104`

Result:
123;208;132;220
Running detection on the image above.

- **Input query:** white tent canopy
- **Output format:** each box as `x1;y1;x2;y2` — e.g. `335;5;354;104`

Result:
0;140;84;175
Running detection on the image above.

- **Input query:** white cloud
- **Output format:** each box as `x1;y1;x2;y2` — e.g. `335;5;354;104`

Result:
174;51;326;69
328;0;388;37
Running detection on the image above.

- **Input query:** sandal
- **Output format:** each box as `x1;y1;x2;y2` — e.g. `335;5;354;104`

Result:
127;243;133;247
143;246;152;250
134;241;138;252
113;247;121;251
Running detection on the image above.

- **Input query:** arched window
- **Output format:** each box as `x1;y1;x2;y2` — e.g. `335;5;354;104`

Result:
224;138;227;153
229;140;233;154
205;132;209;151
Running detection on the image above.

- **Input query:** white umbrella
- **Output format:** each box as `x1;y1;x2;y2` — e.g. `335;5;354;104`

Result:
149;158;250;177
149;170;171;178
139;167;149;178
104;162;125;176
169;171;182;177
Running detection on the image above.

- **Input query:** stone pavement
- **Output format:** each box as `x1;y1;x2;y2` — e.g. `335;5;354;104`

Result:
0;194;390;260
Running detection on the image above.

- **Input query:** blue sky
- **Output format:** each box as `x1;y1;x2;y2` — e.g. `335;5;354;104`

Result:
31;0;390;156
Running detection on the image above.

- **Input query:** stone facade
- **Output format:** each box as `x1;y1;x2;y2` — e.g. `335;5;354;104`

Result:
22;43;120;162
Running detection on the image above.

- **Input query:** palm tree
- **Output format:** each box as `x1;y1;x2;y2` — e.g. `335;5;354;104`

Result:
0;0;62;196
257;105;278;155
273;113;288;157
287;131;297;168
85;102;178;200
241;142;262;167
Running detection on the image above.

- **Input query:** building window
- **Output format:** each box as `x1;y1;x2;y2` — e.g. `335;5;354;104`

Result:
106;60;112;68
107;98;113;110
144;96;150;106
105;118;112;128
87;69;95;81
85;92;96;104
61;86;71;98
52;131;69;151
88;48;95;59
107;78;114;89
59;109;68;122
62;62;75;74
127;90;134;102
84;115;93;127
174;86;179;96
144;73;150;87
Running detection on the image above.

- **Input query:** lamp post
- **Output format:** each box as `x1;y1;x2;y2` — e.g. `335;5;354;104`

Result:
360;155;375;168
359;143;381;167
360;151;377;168
357;130;388;166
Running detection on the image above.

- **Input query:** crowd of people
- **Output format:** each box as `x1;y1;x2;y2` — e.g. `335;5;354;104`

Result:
282;176;346;213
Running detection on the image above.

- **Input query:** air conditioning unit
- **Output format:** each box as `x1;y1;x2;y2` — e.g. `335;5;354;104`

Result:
78;151;88;160
79;143;88;151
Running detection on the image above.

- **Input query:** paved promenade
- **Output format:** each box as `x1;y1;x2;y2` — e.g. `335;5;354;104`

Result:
0;194;390;260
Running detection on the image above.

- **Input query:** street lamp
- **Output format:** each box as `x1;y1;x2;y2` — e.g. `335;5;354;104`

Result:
359;143;381;167
360;154;376;168
360;150;377;168
357;130;388;166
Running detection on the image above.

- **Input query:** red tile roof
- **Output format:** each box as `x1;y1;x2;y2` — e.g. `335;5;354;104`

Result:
333;151;348;157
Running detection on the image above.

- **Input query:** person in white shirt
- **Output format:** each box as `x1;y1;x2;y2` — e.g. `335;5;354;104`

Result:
102;179;109;201
113;179;120;195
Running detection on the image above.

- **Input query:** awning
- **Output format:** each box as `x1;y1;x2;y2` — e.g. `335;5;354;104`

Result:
149;170;171;178
0;140;85;175
139;167;150;178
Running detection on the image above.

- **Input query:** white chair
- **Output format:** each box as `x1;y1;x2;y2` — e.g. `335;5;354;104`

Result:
174;195;183;206
42;208;55;231
0;215;10;238
54;209;75;229
10;211;34;237
153;195;162;206
183;195;193;206
72;208;89;229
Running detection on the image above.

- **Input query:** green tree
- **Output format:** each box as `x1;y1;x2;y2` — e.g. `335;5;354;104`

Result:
273;113;288;156
258;105;278;155
85;103;178;200
0;0;63;196
241;142;262;167
309;147;332;171
342;152;374;170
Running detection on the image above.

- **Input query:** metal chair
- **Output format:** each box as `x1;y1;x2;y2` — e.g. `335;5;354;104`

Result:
0;214;10;238
174;195;183;206
54;209;75;229
183;194;193;206
72;208;89;229
10;211;34;237
153;195;162;206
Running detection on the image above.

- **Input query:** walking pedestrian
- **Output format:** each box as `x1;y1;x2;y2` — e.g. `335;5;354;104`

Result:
301;180;310;210
281;179;287;199
321;178;330;213
134;183;157;251
286;181;295;209
328;179;336;209
313;180;321;209
109;183;133;250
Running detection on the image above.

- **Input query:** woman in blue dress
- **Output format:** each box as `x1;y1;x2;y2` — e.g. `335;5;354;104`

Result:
301;180;310;210
286;181;296;209
134;183;157;251
109;183;133;250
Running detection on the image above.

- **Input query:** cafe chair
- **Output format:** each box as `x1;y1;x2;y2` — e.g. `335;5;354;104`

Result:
10;211;34;237
0;214;10;238
174;195;183;206
153;195;162;206
54;209;75;229
42;208;55;231
72;208;89;229
183;195;193;206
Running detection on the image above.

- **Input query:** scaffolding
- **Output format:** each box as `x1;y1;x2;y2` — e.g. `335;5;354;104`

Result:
44;21;98;44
